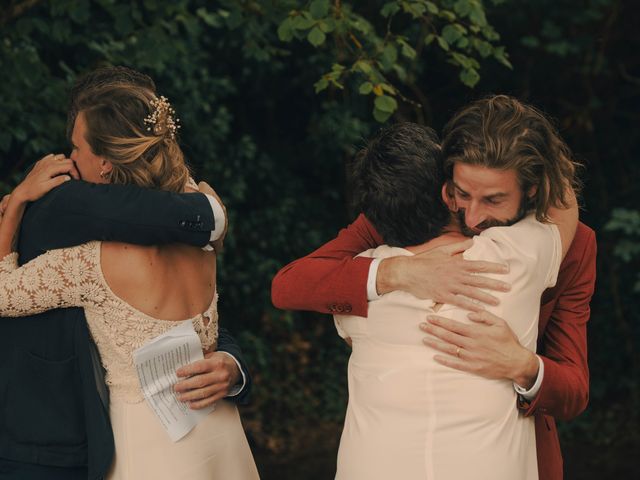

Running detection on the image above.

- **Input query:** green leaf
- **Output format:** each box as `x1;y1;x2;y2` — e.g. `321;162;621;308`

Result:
439;9;457;21
453;0;472;17
197;8;221;27
277;17;294;41
351;18;372;34
437;36;450;51
329;78;345;89
374;94;398;113
309;0;330;19
381;2;400;17
380;43;398;70
318;19;335;33
456;36;469;48
605;209;640;234
451;52;472;68
481;25;500;41
373;107;393;122
307;26;326;46
493;46;512;68
354;60;373;74
393;63;408;81
404;2;426;18
314;77;329;92
380;83;396;94
469;5;488;26
425;2;439;14
460;67;480;87
474;39;493;57
398;39;417;59
442;25;463;44
292;15;316;30
359;81;374;94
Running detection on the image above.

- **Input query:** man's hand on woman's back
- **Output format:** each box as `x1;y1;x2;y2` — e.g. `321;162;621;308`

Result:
377;239;511;311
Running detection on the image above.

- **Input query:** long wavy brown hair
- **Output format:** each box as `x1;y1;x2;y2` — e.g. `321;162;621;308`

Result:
74;83;189;193
442;95;581;221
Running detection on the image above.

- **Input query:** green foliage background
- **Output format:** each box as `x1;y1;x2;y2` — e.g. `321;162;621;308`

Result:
1;1;638;478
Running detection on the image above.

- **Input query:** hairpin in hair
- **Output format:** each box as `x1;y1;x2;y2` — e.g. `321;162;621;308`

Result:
144;95;181;139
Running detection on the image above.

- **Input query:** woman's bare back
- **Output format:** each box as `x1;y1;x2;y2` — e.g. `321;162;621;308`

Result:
101;242;216;321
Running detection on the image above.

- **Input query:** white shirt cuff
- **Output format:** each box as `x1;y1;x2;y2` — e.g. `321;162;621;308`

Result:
205;194;226;242
218;351;246;397
367;258;383;301
513;355;544;401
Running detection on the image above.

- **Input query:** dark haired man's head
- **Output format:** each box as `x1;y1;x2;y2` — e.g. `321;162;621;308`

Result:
441;94;581;235
351;122;449;247
67;66;156;140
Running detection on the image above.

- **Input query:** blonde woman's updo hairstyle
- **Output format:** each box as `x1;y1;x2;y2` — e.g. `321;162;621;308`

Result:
75;83;189;193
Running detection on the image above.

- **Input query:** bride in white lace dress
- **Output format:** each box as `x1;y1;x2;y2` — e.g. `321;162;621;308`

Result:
0;84;259;479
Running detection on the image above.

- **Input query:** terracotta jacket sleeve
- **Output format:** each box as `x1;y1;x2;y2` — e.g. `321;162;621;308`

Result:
271;214;383;317
520;225;596;420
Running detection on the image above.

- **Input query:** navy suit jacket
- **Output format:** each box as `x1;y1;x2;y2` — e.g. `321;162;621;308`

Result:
0;180;251;479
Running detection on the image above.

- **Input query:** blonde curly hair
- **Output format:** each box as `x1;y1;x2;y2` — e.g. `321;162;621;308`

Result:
75;83;190;193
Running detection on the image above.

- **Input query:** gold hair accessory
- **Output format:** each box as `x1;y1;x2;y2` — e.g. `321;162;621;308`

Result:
144;95;181;139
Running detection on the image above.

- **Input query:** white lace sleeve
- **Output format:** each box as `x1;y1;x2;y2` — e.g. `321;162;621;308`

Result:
0;241;102;317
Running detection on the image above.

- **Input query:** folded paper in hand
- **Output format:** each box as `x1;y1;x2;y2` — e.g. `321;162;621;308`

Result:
133;320;215;442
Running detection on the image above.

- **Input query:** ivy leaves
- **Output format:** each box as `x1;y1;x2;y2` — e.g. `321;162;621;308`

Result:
276;0;512;122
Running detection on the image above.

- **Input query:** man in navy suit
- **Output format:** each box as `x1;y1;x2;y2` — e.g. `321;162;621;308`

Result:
0;67;251;480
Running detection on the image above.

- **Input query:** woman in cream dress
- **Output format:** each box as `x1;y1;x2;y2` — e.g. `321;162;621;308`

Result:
0;84;259;479
335;216;566;480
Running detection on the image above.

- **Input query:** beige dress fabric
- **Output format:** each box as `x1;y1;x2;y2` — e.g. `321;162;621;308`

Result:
0;241;259;480
334;215;562;480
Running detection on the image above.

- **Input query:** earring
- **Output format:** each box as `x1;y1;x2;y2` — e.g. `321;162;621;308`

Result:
99;170;106;178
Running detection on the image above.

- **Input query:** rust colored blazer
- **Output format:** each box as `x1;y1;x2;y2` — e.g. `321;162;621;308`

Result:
272;214;597;480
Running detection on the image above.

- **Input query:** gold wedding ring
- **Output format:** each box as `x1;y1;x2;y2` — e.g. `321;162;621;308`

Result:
455;347;461;358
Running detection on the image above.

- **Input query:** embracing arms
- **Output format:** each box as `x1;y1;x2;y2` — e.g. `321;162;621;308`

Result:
422;192;588;416
271;213;509;316
0;155;248;405
20;179;223;258
0;155;225;262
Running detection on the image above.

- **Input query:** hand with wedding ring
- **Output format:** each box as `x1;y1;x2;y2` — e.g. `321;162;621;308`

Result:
420;310;539;388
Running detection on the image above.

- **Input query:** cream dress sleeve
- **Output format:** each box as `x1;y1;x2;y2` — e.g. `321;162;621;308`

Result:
0;242;101;317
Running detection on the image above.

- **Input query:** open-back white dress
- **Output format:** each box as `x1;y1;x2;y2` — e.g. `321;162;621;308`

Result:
0;241;259;480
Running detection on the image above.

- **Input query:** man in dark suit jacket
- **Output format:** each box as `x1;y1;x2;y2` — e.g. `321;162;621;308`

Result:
0;180;251;480
272;97;596;480
0;68;251;480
